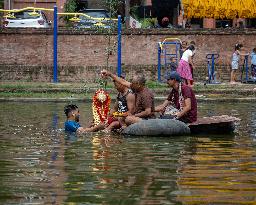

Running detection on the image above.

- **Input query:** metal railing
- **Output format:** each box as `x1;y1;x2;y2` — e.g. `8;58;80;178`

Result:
0;6;122;83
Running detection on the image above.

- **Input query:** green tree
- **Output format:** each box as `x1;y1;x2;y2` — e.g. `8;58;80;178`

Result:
64;0;77;13
0;0;4;9
62;0;78;24
104;0;124;17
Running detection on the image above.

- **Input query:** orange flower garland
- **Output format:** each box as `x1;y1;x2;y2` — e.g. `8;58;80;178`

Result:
92;89;111;125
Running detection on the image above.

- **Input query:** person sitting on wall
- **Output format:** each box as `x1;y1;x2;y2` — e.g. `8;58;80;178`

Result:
161;17;170;28
101;69;155;126
155;71;197;123
155;16;174;28
64;104;102;134
104;75;136;132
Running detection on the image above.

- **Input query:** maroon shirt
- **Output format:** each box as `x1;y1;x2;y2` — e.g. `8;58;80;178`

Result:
167;84;197;123
135;87;155;118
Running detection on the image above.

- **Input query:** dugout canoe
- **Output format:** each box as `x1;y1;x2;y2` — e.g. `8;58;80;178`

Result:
188;115;240;135
122;115;240;136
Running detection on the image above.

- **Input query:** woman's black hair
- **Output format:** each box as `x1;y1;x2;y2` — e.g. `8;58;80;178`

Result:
190;41;196;46
235;43;243;50
187;45;195;51
64;104;78;117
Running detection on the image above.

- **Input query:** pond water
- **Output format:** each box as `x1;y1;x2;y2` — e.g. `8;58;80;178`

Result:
0;102;256;205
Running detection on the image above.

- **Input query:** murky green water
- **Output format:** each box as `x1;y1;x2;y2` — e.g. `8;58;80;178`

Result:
0;102;255;205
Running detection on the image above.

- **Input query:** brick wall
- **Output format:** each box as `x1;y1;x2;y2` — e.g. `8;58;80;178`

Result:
0;28;256;82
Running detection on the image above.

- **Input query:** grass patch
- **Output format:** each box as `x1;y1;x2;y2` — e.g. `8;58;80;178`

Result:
0;82;99;89
0;81;255;99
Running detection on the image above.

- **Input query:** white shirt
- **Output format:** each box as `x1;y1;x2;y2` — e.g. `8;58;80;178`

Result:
181;49;193;62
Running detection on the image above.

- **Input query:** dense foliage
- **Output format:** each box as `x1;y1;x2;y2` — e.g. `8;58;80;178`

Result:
0;0;4;9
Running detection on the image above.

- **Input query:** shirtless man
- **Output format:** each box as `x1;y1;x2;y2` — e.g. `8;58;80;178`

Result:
101;70;155;125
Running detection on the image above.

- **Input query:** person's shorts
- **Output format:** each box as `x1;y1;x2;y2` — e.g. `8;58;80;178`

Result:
232;61;239;70
107;116;118;125
107;116;122;129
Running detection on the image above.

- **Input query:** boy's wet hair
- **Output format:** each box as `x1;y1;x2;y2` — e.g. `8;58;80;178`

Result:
253;47;256;53
64;104;78;117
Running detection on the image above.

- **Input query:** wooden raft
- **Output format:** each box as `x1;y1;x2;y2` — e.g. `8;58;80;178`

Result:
188;115;241;135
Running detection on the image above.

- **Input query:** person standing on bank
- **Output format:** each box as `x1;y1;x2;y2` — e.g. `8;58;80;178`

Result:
250;47;256;79
155;71;197;123
176;45;196;87
101;70;155;126
230;43;249;84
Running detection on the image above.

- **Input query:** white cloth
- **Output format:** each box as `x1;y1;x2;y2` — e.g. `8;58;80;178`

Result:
164;105;179;115
181;49;193;62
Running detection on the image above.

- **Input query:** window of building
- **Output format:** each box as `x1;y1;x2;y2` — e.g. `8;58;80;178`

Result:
190;18;203;28
216;19;232;28
246;19;256;28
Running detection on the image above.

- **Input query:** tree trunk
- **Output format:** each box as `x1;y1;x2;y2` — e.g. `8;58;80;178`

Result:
125;0;130;28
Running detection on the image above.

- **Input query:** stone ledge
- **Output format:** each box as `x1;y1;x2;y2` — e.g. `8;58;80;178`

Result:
1;97;256;102
1;28;256;35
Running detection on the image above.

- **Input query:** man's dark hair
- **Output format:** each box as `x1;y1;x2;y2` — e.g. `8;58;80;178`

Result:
64;104;78;117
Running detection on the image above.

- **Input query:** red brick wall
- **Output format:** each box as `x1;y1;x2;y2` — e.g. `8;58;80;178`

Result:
203;18;216;29
0;29;256;82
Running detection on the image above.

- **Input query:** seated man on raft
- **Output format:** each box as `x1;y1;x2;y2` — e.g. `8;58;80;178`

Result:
155;71;197;123
104;74;136;132
101;69;155;126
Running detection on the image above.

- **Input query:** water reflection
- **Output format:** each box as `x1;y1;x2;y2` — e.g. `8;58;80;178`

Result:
176;136;256;204
250;111;256;138
0;102;255;204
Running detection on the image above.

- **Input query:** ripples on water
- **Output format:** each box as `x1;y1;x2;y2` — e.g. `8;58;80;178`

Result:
0;102;255;204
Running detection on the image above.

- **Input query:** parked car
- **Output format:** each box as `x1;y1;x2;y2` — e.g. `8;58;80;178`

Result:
3;10;51;28
73;9;114;29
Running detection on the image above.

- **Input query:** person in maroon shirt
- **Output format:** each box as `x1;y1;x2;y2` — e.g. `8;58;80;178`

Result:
101;69;155;126
155;71;197;123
